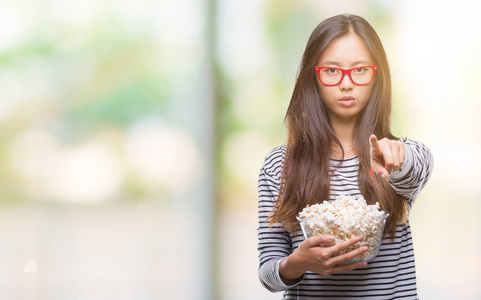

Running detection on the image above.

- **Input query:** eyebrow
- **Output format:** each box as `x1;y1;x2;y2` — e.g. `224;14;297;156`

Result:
320;60;372;66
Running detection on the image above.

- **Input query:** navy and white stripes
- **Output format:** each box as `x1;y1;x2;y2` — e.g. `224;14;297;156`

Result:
257;138;433;299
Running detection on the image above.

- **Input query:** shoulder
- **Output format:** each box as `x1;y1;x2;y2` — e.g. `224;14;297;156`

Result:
261;145;286;181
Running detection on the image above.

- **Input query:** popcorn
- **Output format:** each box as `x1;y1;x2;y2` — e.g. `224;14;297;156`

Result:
297;195;387;262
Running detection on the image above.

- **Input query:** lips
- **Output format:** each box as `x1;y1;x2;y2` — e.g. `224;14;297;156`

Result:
339;96;355;107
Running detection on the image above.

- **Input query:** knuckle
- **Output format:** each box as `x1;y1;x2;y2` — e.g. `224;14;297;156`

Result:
321;261;331;268
319;252;329;260
306;237;316;247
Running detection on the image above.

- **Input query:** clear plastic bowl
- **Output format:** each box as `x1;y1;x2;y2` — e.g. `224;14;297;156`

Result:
296;211;389;262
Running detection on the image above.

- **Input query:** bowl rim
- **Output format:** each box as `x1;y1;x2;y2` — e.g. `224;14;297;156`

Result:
296;211;390;222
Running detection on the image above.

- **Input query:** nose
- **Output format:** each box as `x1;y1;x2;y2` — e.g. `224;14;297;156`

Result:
339;72;354;90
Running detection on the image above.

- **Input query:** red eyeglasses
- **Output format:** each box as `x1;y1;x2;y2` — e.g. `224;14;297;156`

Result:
315;65;378;86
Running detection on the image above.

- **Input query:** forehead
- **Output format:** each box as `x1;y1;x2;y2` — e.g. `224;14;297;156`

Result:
317;34;374;67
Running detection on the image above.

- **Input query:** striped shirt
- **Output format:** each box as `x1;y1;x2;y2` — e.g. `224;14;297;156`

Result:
257;138;434;299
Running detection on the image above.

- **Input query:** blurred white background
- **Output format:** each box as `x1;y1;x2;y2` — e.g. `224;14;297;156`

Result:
0;0;479;299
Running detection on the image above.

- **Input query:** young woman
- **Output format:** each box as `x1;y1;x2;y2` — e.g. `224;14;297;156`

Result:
257;14;433;299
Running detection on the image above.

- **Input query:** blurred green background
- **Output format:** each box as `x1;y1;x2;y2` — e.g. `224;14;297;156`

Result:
0;0;480;299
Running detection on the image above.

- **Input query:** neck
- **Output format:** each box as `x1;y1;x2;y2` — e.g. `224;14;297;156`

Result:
330;117;356;146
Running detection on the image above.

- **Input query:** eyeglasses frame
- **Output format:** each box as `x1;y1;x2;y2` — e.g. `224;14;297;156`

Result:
314;65;378;86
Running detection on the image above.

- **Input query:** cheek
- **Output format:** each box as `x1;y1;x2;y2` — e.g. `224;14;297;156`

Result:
360;86;375;102
317;85;334;102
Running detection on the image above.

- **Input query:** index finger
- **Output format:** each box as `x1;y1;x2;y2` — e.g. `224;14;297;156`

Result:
370;134;382;155
306;235;335;248
327;236;361;256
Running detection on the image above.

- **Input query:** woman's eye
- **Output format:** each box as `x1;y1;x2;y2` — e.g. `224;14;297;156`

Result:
326;68;338;74
354;67;366;73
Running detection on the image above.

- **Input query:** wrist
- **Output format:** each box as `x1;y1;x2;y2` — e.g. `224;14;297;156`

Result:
279;250;306;284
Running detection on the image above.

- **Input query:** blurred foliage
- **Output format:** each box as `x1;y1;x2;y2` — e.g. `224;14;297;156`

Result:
66;75;166;127
0;8;173;205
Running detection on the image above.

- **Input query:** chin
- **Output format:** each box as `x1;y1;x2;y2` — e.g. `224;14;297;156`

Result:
333;113;361;122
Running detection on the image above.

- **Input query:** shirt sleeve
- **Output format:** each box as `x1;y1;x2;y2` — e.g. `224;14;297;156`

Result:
387;138;434;203
257;148;304;292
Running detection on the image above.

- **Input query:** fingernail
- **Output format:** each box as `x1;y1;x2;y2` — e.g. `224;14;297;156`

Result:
362;247;369;252
362;262;368;267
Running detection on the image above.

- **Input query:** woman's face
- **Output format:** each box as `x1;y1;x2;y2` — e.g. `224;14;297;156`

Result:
316;33;375;124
